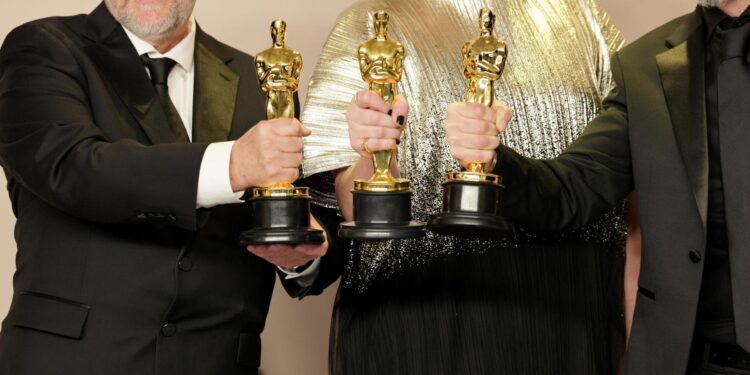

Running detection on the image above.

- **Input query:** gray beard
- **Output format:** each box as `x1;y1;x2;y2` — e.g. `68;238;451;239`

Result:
698;0;730;7
114;1;185;40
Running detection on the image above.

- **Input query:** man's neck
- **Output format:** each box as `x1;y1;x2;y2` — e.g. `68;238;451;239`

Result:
718;0;750;17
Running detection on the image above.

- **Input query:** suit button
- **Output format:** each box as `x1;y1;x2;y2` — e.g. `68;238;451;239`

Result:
689;250;702;263
136;213;148;220
161;323;177;337
178;257;193;272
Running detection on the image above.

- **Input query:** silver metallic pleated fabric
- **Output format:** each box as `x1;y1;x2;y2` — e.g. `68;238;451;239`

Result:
301;0;626;292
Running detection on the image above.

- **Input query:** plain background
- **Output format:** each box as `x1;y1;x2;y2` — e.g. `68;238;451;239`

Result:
0;0;695;374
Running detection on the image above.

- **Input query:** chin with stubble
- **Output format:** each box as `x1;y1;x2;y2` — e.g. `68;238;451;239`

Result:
698;0;730;7
104;0;196;42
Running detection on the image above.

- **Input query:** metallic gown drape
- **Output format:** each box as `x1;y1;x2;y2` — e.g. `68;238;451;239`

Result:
301;0;626;292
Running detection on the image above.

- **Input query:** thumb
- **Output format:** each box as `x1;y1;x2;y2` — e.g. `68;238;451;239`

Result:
491;101;512;133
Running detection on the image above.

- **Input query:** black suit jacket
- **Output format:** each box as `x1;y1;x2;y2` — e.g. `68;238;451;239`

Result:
496;7;750;375
0;4;341;374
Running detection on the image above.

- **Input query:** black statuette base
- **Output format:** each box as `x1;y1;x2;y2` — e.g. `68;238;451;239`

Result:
338;190;426;240
428;180;514;238
238;195;324;246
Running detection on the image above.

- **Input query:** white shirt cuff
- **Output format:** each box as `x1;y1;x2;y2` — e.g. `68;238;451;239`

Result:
279;258;321;280
196;141;244;208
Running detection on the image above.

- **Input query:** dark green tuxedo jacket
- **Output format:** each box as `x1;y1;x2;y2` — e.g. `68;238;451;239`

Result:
498;7;750;375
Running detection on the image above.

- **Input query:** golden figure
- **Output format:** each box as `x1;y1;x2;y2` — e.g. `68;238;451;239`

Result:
253;19;305;195
450;8;506;181
463;8;506;108
355;11;409;192
255;19;303;120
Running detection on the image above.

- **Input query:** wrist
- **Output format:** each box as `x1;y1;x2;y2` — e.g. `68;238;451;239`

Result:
229;142;251;192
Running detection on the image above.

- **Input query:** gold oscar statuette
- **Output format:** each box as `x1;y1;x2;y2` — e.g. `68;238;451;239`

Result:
338;11;425;240
238;19;324;245
254;19;306;197
354;11;409;192
428;8;514;237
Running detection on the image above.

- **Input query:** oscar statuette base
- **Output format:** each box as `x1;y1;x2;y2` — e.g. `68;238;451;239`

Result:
339;189;426;240
238;190;324;246
428;179;514;238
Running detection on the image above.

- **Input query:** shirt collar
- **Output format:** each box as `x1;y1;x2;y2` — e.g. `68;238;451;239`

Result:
702;5;750;39
122;16;196;71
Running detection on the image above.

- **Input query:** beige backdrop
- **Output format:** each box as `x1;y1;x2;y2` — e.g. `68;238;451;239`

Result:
0;0;695;374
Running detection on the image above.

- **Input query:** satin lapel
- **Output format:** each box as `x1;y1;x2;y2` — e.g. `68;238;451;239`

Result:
656;20;709;228
193;42;238;143
82;4;174;145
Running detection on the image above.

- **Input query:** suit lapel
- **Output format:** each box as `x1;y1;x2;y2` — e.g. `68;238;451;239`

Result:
656;10;709;228
82;3;175;145
192;36;239;143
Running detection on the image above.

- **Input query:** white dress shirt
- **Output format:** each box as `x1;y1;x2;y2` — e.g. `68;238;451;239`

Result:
122;19;320;280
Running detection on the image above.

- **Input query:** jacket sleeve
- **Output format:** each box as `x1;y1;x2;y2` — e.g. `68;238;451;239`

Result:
0;23;208;230
496;52;633;234
282;172;351;299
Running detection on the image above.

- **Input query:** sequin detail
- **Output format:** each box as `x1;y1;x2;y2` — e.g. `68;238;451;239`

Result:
301;0;626;292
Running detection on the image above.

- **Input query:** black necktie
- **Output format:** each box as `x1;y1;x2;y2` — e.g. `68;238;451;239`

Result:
141;55;190;142
715;17;750;351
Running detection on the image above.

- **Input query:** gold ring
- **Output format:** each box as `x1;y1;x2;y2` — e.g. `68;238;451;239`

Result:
361;138;372;154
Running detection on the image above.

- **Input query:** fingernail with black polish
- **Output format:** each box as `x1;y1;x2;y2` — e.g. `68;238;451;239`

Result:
388;109;393;116
396;139;401;145
397;116;405;126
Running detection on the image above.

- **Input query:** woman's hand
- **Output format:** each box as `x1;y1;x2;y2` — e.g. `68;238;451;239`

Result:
334;90;409;221
346;90;408;158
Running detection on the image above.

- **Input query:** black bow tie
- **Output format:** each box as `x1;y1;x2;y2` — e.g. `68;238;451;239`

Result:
719;14;750;30
716;18;750;61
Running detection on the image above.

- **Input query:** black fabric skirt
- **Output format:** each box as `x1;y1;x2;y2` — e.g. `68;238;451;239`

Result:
329;242;625;375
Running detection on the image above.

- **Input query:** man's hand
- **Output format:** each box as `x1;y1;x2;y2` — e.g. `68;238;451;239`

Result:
229;118;311;192
246;215;328;269
445;101;512;169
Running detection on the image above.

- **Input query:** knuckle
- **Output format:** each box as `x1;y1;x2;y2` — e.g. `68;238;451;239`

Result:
362;90;376;103
345;107;356;121
365;111;380;125
266;164;279;176
446;135;458;147
262;152;274;164
476;136;489;149
473;105;484;118
261;138;272;150
290;170;300;181
491;136;501;148
483;121;495;134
